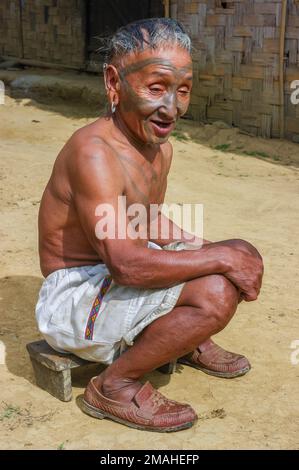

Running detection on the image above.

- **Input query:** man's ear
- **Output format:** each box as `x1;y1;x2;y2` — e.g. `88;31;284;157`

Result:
104;64;120;107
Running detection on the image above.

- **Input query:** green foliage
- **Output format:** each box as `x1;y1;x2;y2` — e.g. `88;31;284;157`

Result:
0;404;21;420
214;143;231;152
171;130;189;141
243;150;270;158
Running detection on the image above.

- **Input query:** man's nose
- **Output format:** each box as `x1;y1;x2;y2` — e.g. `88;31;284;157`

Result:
158;93;178;120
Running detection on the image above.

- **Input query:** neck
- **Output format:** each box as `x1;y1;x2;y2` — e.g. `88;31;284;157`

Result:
112;112;161;162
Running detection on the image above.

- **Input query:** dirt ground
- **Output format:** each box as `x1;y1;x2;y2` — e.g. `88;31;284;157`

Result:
0;88;299;450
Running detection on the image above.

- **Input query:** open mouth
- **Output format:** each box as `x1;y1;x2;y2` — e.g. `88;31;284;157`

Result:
150;120;175;137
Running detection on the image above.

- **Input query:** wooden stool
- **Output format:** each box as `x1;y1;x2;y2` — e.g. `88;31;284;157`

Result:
26;340;94;401
26;340;177;402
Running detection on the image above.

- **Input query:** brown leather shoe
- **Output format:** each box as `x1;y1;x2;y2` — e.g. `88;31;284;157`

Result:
178;338;251;378
79;377;197;432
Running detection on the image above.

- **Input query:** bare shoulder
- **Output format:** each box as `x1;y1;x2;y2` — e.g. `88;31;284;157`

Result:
68;120;117;167
66;121;124;193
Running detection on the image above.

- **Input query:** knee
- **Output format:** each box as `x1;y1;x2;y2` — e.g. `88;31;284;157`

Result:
199;274;239;332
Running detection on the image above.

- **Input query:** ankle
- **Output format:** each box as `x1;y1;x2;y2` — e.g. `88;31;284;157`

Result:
94;373;143;403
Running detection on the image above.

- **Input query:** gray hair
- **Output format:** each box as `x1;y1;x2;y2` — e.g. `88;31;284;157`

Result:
100;18;192;65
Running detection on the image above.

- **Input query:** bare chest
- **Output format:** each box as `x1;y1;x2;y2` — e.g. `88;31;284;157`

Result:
118;152;167;209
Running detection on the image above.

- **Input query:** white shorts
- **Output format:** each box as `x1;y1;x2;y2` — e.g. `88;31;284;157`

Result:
35;242;187;364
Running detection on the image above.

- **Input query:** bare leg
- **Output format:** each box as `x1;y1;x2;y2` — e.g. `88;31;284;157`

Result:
94;274;239;403
177;277;250;378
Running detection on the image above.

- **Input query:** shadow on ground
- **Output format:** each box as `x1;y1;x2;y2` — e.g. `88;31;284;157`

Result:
0;276;173;391
10;89;104;120
0;275;43;384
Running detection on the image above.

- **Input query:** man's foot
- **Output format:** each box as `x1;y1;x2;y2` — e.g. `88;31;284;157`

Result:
79;375;197;432
178;338;251;378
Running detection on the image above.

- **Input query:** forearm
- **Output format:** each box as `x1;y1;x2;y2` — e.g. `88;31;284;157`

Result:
149;213;210;248
109;243;227;289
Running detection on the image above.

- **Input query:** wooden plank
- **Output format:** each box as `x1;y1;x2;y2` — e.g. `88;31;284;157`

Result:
26;340;91;372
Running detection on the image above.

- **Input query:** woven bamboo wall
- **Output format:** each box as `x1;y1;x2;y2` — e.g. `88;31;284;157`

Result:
0;0;86;68
1;0;298;141
0;0;23;58
171;0;299;142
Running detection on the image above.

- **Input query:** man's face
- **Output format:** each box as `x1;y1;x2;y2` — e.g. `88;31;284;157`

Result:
117;46;193;145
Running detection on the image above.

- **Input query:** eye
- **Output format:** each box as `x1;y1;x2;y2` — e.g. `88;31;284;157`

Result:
178;88;190;97
149;85;164;94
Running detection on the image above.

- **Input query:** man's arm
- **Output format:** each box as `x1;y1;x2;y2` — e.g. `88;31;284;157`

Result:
70;143;263;301
149;142;210;248
149;211;211;248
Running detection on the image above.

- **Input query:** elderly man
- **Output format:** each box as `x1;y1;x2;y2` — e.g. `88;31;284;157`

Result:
36;18;263;432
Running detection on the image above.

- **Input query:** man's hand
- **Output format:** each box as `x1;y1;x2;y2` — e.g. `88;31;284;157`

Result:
204;239;264;302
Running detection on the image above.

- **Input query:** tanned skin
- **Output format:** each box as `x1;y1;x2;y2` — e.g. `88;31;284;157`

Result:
39;46;263;403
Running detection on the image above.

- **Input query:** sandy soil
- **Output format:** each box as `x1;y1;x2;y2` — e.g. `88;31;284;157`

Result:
0;90;299;450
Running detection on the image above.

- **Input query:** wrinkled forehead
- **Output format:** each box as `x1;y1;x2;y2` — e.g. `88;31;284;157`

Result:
118;46;193;79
